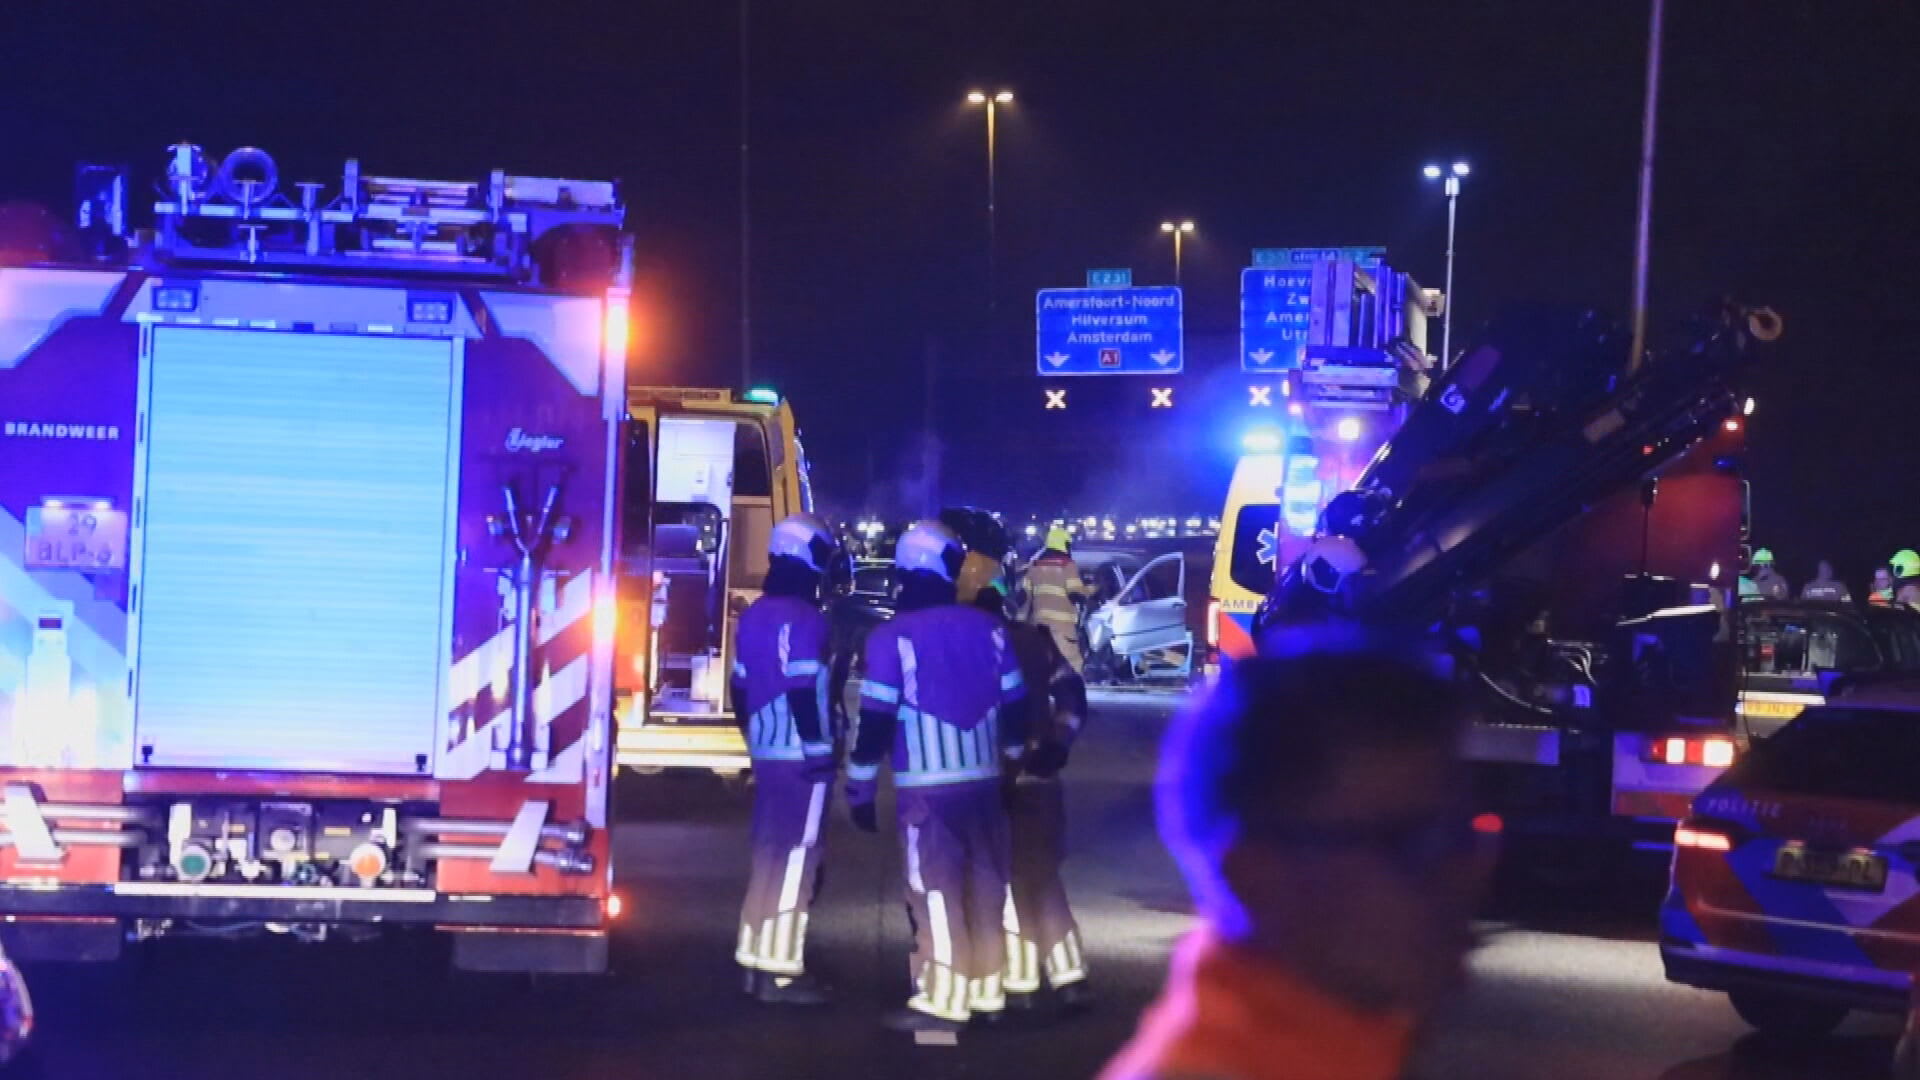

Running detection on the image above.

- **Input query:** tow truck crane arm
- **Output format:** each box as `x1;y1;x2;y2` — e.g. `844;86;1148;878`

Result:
1264;301;1781;631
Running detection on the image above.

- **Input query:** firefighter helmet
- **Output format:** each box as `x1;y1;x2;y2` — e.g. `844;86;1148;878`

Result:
1752;548;1776;567
895;522;966;582
768;513;836;573
1894;550;1920;580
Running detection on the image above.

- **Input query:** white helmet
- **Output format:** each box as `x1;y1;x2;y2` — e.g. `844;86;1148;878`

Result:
893;521;966;582
1301;535;1367;595
768;513;836;573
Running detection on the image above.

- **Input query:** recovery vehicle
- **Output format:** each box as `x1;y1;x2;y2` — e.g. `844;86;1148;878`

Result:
1257;301;1783;847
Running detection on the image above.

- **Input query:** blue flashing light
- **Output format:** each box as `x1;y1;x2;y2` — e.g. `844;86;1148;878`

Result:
1241;428;1283;454
1282;452;1322;536
744;386;780;405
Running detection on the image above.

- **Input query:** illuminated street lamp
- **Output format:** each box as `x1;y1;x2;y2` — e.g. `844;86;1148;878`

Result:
1422;160;1470;368
966;88;1015;313
1159;220;1196;285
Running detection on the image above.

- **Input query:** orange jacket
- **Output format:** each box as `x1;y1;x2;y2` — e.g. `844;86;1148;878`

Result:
1101;929;1415;1080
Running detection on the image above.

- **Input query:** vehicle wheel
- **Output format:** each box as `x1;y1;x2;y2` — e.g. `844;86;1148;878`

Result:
1728;990;1848;1041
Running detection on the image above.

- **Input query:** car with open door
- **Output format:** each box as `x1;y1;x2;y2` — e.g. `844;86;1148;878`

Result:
1083;552;1195;684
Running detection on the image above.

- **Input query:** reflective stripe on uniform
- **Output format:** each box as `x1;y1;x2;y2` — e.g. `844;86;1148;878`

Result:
906;825;925;892
800;780;827;847
928;890;953;967
896;766;1004;788
1004;887;1042;993
1047;929;1088;987
897;705;1001;785
747;696;805;759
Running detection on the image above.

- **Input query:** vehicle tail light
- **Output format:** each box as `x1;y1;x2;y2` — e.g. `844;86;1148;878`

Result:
1646;735;1739;768
1206;600;1221;649
1472;812;1504;836
1675;821;1736;852
605;892;625;920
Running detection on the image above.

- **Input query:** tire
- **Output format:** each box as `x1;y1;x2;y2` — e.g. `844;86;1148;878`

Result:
1727;989;1848;1042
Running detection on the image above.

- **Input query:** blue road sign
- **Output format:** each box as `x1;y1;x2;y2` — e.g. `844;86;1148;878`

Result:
1036;286;1183;376
1239;267;1313;372
1251;246;1385;269
1086;267;1132;287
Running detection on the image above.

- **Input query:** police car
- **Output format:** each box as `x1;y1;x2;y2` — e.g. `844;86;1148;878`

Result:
1662;686;1920;1039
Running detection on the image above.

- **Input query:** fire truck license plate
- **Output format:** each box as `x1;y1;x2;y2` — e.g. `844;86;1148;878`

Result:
25;503;129;571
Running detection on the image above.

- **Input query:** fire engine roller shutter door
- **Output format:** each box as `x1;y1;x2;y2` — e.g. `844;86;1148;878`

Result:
134;327;457;774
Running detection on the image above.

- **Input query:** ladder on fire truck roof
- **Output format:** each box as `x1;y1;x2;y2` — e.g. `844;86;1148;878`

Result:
131;143;624;285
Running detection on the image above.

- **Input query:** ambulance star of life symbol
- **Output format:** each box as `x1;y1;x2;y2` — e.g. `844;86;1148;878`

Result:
1248;385;1273;407
1044;388;1067;410
1256;526;1280;566
1150;386;1174;408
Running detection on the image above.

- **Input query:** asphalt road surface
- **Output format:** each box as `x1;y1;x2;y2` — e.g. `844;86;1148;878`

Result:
11;689;1908;1079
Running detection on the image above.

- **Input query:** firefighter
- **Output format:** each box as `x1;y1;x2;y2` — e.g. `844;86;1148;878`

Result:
731;513;840;1006
1025;526;1093;672
959;553;1096;1015
1895;550;1920;610
1749;549;1790;600
847;522;1030;1034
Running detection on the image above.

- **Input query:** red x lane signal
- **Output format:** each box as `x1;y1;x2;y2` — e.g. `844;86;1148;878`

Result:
1044;388;1067;410
1150;387;1174;409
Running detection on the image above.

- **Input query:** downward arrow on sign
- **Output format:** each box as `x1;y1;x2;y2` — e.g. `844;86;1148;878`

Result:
1150;350;1176;366
1044;352;1070;368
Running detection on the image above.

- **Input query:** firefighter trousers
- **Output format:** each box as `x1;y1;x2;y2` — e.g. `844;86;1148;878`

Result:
736;759;829;976
1004;776;1088;993
1037;617;1085;674
898;781;1013;1023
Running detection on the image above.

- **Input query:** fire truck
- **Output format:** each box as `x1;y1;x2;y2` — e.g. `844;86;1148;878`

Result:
1259;302;1782;849
0;144;633;971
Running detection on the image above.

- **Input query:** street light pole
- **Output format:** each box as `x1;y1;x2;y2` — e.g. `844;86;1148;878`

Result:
1627;0;1666;376
738;0;752;388
967;89;1014;323
1423;162;1470;368
1159;220;1195;285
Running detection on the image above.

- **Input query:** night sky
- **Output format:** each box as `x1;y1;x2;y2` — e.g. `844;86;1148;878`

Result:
4;1;1916;588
